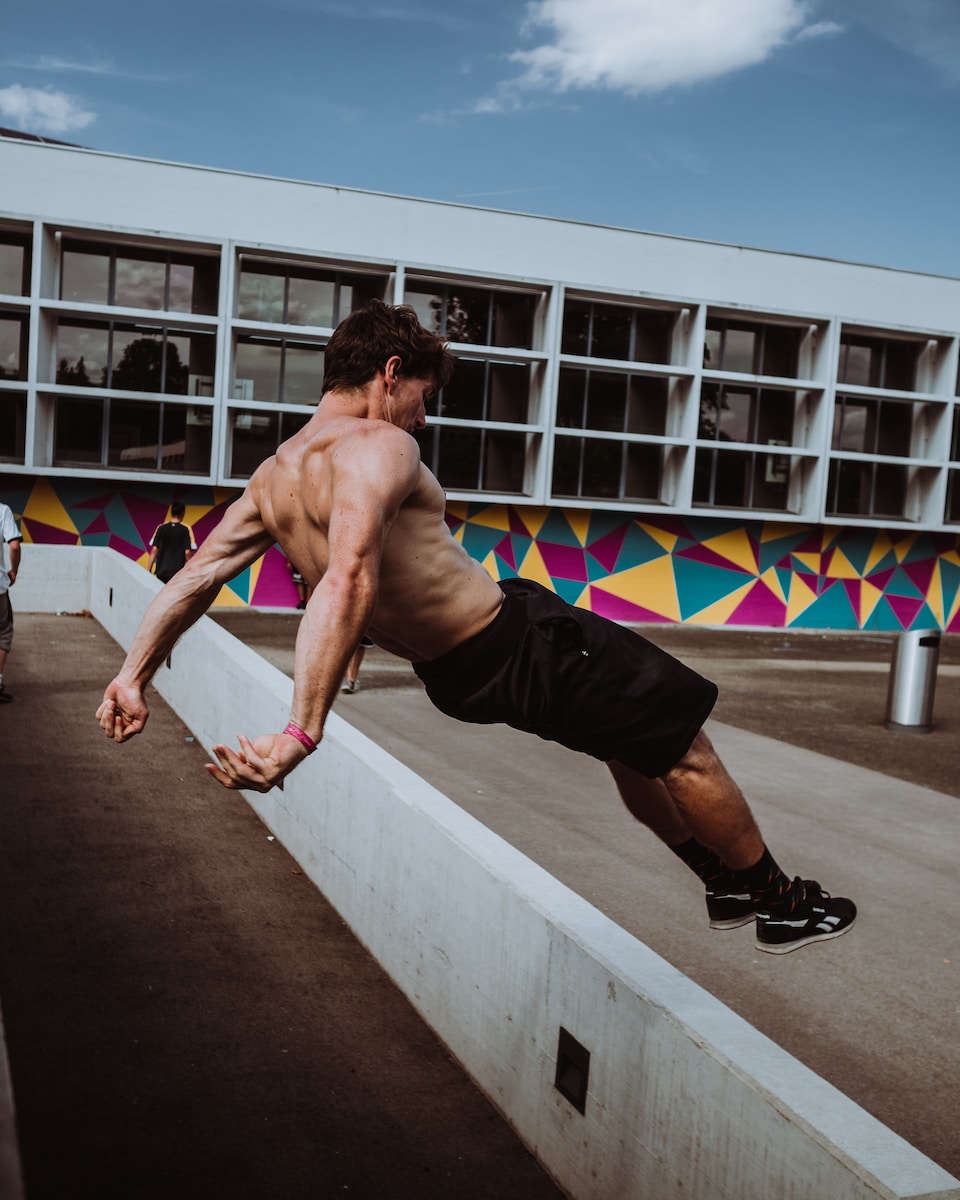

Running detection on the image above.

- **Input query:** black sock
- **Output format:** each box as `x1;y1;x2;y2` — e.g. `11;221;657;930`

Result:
669;838;734;890
729;846;799;911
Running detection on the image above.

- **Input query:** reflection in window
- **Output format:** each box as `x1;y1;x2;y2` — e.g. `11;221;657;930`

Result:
826;459;907;518
234;336;324;404
557;368;669;435
831;395;913;456
837;334;919;391
227;408;314;477
946;470;960;524
0;392;26;463
406;282;536;349
54;394;212;473
561;298;673;364
55;319;215;394
416;426;528;493
703;318;801;378
698;383;795;446
950;408;960;461
60;241;219;314
236;258;385;327
0;234;30;296
430;359;530;423
552;435;664;502
0;313;28;380
693;448;791;510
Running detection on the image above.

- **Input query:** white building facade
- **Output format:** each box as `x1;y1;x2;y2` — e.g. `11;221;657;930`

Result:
2;134;959;628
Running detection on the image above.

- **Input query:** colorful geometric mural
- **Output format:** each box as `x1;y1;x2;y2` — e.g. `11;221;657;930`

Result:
3;474;960;630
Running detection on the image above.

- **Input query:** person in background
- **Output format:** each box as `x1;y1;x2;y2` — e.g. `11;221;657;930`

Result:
341;636;374;693
0;500;23;703
148;502;196;583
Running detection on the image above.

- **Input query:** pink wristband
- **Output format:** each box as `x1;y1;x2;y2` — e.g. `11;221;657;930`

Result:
283;721;318;754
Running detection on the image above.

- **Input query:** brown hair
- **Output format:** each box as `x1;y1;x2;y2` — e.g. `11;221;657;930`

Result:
321;299;455;395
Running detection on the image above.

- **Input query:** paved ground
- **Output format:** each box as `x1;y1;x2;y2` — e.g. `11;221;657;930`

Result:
2;610;959;1196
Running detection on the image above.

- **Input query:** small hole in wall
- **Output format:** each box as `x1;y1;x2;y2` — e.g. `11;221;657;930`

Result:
109;587;113;607
555;1026;590;1115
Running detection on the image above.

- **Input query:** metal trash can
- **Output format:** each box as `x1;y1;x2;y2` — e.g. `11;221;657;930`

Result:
884;629;941;733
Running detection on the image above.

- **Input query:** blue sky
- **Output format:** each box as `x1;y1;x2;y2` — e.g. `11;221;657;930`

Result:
2;0;960;277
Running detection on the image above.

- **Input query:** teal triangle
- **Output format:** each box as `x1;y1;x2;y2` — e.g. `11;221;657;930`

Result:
460;524;507;562
553;578;587;605
673;557;754;621
863;596;908;632
586;551;614;583
790;580;858;630
757;529;809;573
618;522;671;569
228;565;253;603
906;601;940;631
864;548;898;579
939;559;960;613
833;532;877;576
536;510;583;548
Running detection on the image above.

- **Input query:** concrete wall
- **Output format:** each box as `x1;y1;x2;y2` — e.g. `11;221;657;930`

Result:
13;543;960;1200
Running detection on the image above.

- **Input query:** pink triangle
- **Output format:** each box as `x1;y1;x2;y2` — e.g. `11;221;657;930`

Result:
586;527;627;573
727;580;786;627
676;543;755;574
494;534;517;570
842;578;861;611
508;507;533;536
902;559;936;596
587;587;673;624
539;543;588;582
886;593;925;630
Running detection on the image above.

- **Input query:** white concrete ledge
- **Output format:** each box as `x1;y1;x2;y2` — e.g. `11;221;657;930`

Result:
12;545;960;1200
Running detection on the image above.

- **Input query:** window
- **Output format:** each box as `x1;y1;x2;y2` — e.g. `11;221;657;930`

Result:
703;318;801;378
52;394;212;473
832;395;913;456
55;319;216;395
561;299;673;363
826;459;908;518
416;426;529;493
693;448;791;511
552;437;665;502
406;282;537;349
0;312;28;380
236;259;385;327
225;407;315;478
0;392;26;463
60;241;219;314
0;233;30;296
233;336;324;404
698;383;796;446
946;470;960;524
837;334;920;391
557;368;669;435
428;359;531;423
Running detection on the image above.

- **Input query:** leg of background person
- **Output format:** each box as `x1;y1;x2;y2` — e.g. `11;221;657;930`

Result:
341;643;367;692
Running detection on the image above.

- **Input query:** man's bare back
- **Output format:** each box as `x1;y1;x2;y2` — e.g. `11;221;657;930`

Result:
252;408;503;663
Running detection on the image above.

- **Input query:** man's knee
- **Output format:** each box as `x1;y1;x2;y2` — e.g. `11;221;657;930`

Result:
661;729;722;782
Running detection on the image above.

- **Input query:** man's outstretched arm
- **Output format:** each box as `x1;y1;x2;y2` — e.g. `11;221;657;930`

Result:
97;487;275;742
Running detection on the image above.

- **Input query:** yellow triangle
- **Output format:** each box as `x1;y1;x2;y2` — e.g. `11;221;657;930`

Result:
701;529;758;575
786;574;818;625
638;522;679;553
481;549;502;581
592;556;681;622
826;548;860;580
461;505;511;533
892;534;918;563
760;522;799;542
687;579;755;626
947;577;960;630
760;565;787;604
445;501;470;524
927;562;945;627
792;552;821;574
566;510;591;547
517;541;554;589
863;531;894;575
212;584;247;608
514;506;550;539
23;477;79;538
859;579;884;625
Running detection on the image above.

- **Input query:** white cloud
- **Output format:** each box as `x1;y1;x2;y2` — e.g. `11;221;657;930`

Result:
500;0;827;96
0;84;96;135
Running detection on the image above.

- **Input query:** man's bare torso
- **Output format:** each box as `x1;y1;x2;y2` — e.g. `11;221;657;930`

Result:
248;408;504;662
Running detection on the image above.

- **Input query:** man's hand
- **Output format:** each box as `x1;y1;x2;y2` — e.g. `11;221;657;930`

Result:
96;681;149;742
205;732;310;793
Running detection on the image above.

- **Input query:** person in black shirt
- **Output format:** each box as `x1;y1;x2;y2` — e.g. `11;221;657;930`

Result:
148;503;196;583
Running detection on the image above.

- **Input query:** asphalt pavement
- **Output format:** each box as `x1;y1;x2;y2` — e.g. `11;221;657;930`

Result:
2;610;958;1196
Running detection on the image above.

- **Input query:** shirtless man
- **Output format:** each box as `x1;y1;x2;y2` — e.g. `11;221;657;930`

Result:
97;300;855;954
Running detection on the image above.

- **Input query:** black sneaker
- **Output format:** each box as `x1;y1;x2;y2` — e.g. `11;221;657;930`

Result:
706;885;755;930
0;685;12;703
756;878;856;954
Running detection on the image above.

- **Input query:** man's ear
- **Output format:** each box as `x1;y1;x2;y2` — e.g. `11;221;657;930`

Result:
384;355;403;390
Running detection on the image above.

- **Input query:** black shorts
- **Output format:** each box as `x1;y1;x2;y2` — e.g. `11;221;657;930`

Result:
0;592;11;653
414;578;717;779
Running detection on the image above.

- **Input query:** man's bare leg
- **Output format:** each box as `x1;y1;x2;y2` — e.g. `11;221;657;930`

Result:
607;728;856;951
608;729;762;868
